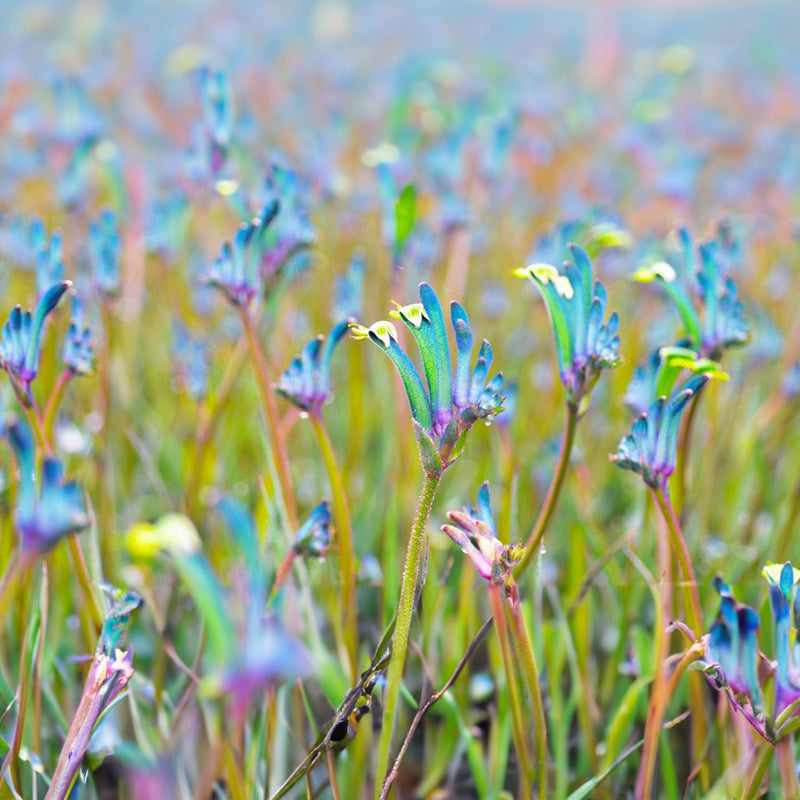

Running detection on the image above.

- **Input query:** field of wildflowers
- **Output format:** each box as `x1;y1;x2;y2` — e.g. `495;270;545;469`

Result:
1;1;800;798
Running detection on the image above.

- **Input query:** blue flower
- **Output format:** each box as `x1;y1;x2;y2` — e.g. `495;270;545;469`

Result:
0;281;71;398
332;250;366;322
200;67;233;173
31;222;64;296
89;208;121;300
515;244;621;409
612;374;709;489
351;283;504;469
8;419;89;553
292;500;331;560
62;296;95;376
441;483;522;582
765;562;800;716
171;323;208;400
275;321;349;414
203;200;280;307
633;227;749;359
707;575;761;701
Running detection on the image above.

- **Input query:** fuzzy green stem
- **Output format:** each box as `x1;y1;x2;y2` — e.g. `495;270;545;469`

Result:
507;579;548;799
489;580;533;800
516;402;577;578
374;468;441;798
311;412;357;681
239;307;298;529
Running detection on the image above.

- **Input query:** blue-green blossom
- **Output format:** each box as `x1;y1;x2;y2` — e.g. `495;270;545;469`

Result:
612;374;708;489
351;283;503;468
8;418;89;553
765;562;800;715
0;281;71;397
633;227;749;359
515;244;620;409
292;500;331;560
62;297;95;376
275;321;349;414
89;208;121;300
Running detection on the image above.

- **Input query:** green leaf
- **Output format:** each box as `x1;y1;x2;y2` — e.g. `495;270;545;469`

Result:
395;184;417;252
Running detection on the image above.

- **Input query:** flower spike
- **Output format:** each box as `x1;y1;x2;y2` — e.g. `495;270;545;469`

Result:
0;281;71;397
612;373;709;489
353;283;503;471
276;321;349;414
516;244;620;410
62;296;95;376
89;208;121;300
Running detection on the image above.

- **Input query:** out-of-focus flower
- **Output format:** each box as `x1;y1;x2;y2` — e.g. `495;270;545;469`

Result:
32;221;65;296
259;161;316;281
0;281;71;398
89;208;121;300
332;250;365;322
8;418;89;553
351;283;504;471
99;584;143;654
62;296;95;376
441;482;522;583
292;500;331;560
275;321;349;414
144;194;190;260
707;575;761;701
203;200;280;306
765;562;800;715
633;227;749;359
612;374;709;489
200;66;233;174
515;244;620;410
171;323;208;399
624;344;727;416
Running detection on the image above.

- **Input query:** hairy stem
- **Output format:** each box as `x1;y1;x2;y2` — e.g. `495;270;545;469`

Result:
311;412;357;680
516;401;577;578
374;468;440;798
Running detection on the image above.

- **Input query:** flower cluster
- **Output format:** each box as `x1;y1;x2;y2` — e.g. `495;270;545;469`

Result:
8;418;89;553
203;200;280;307
291;500;331;560
275;320;349;414
612;374;709;489
62;296;95;376
351;283;504;469
515;244;620;409
441;482;523;583
0;281;71;398
633;226;749;359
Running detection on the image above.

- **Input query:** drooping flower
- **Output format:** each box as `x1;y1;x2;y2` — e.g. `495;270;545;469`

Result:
612;374;709;489
8;418;89;553
765;562;800;716
707;575;761;701
515;244;620;410
441;482;523;583
0;281;71;398
62;296;95;376
89;208;121;300
203;200;280;307
633;227;749;359
351;283;504;470
275;321;349;414
291;500;331;560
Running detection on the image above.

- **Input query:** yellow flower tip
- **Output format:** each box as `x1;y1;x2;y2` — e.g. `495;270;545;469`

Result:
349;320;398;347
633;260;676;284
389;302;428;328
522;263;575;299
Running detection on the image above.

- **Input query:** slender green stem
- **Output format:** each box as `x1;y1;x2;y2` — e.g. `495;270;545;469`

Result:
67;535;103;632
311;412;357;681
516;402;577;578
43;369;73;448
374;469;441;798
489;580;533;800
778;735;799;800
743;742;773;800
239;307;298;529
507;579;548;799
673;386;702;514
